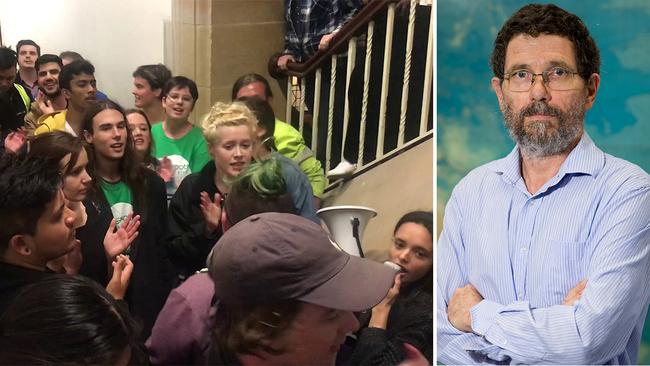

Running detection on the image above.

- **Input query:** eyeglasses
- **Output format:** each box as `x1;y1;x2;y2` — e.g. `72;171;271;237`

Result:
503;67;580;92
166;94;194;104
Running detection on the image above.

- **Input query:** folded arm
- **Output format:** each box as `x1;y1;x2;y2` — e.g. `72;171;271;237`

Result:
440;186;650;364
437;193;495;364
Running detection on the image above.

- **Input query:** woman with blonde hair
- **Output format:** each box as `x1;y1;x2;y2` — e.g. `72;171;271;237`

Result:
167;101;257;280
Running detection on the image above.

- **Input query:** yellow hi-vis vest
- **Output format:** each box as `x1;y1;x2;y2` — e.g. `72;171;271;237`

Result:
14;83;31;112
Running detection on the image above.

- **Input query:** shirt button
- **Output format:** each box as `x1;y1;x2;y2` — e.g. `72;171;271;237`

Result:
518;292;523;298
520;247;528;253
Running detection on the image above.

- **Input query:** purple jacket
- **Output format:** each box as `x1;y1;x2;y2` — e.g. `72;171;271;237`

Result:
146;273;215;365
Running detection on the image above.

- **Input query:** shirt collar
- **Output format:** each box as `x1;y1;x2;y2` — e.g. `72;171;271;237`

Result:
489;132;605;185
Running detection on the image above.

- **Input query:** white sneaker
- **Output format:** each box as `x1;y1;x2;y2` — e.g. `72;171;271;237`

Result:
327;159;357;179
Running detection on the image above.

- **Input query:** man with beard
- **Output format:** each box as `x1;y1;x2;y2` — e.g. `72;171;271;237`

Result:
437;4;650;365
34;60;97;137
24;55;67;133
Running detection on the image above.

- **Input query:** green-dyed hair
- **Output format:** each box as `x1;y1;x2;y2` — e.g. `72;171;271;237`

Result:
233;156;285;197
224;156;295;226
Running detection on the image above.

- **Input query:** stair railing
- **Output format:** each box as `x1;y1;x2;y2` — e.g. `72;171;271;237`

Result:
270;0;433;183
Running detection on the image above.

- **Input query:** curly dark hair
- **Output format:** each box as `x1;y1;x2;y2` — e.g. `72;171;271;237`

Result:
491;4;600;81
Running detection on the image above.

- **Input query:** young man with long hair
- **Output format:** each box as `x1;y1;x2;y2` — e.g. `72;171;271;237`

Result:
78;100;173;340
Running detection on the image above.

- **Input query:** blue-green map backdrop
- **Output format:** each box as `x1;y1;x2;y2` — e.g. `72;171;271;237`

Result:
437;0;650;362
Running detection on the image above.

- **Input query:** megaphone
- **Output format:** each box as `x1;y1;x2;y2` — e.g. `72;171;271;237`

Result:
317;206;377;257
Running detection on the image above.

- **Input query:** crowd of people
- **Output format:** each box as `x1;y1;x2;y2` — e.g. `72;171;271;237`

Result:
0;1;435;364
0;15;433;366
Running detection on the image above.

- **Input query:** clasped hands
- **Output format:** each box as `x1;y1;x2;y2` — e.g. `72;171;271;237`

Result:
448;279;587;333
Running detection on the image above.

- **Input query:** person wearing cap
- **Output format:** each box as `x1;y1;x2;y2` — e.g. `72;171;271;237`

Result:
207;212;397;366
147;158;296;365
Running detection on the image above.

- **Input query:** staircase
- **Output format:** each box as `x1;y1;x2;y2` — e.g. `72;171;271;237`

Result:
274;0;433;259
165;0;433;260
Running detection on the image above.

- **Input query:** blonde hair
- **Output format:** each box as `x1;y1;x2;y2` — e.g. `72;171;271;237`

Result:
201;101;258;144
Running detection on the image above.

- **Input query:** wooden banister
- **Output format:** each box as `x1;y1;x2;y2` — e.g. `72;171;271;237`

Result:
269;0;401;79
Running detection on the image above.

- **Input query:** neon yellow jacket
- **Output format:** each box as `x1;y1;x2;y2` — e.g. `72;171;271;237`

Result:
14;84;30;111
274;119;326;197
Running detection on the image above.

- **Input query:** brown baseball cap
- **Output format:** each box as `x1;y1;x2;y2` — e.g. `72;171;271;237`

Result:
207;212;397;311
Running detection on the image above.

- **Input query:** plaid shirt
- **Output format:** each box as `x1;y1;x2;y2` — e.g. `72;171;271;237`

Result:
284;0;363;61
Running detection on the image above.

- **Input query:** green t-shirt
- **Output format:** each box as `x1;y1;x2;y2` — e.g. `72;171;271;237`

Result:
101;180;133;254
151;123;211;195
101;180;133;228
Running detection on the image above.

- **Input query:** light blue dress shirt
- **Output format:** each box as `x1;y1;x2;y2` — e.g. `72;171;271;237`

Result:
437;133;650;364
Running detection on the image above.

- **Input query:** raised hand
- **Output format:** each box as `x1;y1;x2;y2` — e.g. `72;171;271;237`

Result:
4;129;26;153
103;213;140;258
369;273;404;329
200;191;222;235
37;93;55;115
62;239;83;275
105;255;134;300
157;157;174;182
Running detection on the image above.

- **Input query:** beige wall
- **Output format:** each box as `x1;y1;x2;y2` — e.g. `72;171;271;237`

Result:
168;0;286;123
322;138;434;262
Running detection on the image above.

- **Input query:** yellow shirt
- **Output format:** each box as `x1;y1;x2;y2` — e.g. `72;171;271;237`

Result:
34;110;69;136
